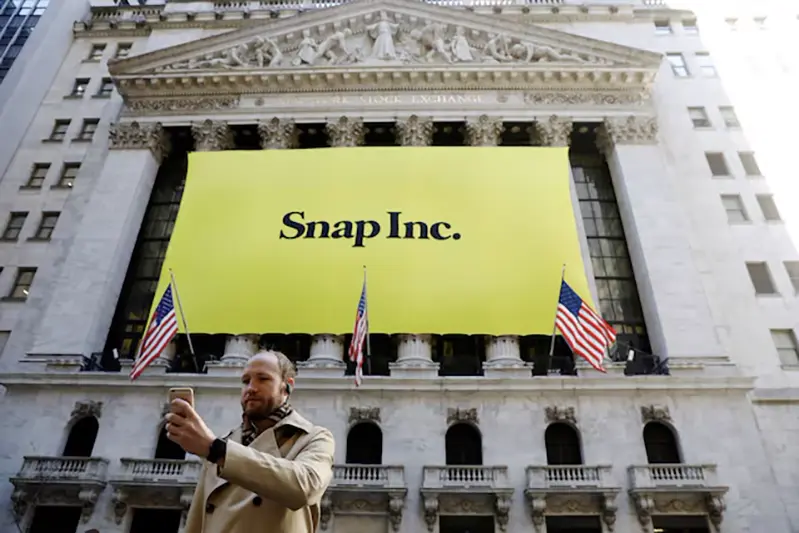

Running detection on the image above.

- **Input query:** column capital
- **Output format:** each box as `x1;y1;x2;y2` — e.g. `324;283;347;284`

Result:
465;115;504;146
109;121;170;163
326;116;365;147
396;115;434;146
258;118;298;150
534;115;573;147
596;115;658;154
191;119;234;151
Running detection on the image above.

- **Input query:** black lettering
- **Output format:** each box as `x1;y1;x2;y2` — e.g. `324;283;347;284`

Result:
353;220;380;248
331;220;353;239
429;222;453;240
387;211;402;238
403;221;429;239
305;220;330;238
279;211;305;239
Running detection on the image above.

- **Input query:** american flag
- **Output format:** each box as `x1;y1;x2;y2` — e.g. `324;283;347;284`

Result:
347;277;369;387
555;280;616;372
130;284;178;381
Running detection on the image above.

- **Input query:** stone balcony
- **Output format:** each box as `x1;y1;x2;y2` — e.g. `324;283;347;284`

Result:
628;464;728;530
9;456;110;522
525;465;620;532
420;466;513;532
322;465;407;532
109;458;202;524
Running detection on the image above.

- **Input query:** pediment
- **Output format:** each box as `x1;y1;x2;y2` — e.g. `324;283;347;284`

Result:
109;0;662;97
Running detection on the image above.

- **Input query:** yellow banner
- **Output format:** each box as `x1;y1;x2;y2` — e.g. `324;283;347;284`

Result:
153;147;592;335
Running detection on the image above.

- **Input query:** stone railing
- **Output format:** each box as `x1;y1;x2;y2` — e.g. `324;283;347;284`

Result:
331;464;406;489
526;465;614;490
628;464;720;490
114;458;202;484
422;465;509;490
13;456;109;483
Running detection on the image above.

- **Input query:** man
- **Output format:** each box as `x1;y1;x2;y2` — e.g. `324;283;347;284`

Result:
165;350;335;533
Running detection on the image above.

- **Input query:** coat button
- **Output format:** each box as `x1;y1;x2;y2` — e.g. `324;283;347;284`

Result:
205;503;215;514
253;496;262;507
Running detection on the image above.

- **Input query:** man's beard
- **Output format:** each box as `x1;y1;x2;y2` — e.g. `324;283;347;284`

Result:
242;399;279;421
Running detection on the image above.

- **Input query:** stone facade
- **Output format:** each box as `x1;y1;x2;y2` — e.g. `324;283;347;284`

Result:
0;1;799;533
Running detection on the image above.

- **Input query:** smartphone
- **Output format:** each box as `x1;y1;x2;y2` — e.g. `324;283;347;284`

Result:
168;387;195;408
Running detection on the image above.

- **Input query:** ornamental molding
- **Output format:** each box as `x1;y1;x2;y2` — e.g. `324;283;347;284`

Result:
71;400;103;421
348;406;381;424
109;121;170;163
596;114;658;153
544;406;577;424
640;404;672;424
447;407;479;425
107;0;661;100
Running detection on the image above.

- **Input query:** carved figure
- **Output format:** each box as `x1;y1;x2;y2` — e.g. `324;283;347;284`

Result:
293;29;318;66
315;29;354;65
484;34;512;63
367;11;399;60
451;26;474;62
411;22;452;63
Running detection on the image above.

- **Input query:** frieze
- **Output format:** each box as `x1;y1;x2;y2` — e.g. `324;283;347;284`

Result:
123;96;240;116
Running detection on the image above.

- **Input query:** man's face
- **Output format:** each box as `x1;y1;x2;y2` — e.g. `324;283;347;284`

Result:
240;354;288;420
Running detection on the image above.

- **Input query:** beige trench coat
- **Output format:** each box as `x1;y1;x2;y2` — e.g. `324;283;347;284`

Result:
184;411;335;533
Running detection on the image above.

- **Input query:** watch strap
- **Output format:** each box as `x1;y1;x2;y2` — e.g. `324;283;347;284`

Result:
207;438;227;463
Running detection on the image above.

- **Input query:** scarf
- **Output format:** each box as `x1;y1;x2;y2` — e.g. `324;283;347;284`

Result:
240;401;294;447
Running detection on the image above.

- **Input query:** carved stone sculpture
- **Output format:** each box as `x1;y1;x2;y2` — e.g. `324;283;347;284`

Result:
544;406;577;424
71;400;103;421
601;492;618;531
396;115;434;146
422;494;438;532
258;118;298;149
447;407;478;425
640;404;671;423
326;116;364;147
465;115;504;146
192;119;234;151
534;116;573;147
349;407;381;424
388;493;405;532
528;494;546;532
319;493;332;530
596;115;658;154
494;495;512;531
109;122;170;163
631;493;655;527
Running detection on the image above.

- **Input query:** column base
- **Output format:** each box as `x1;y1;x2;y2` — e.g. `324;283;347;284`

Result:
296;359;346;378
482;361;532;379
205;357;248;376
389;360;440;379
21;354;85;373
119;358;169;376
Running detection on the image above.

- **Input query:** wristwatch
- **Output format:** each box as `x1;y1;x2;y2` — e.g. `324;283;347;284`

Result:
207;438;227;464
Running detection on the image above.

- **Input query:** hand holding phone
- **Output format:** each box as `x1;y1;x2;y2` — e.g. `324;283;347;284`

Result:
168;387;195;409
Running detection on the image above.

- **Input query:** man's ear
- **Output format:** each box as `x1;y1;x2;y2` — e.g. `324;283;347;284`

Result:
285;377;295;395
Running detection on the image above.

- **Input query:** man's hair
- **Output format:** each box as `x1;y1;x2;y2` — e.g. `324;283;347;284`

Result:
253;349;296;382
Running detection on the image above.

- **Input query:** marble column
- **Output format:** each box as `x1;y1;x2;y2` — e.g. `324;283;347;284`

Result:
326;116;365;147
296;334;346;378
465;115;504;146
28;122;169;369
534;115;573;147
389;334;439;379
221;335;259;365
596;115;722;359
396;115;434;146
191;119;233;151
483;336;530;378
257;117;298;149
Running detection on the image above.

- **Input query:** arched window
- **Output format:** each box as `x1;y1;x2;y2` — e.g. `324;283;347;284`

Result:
62;416;99;457
445;423;482;465
643;422;681;464
545;423;583;465
346;422;383;464
154;426;186;460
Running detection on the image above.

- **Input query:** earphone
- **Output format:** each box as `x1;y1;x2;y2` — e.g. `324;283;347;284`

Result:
285;382;293;395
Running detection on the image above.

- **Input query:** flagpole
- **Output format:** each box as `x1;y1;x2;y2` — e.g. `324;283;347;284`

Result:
548;264;567;357
363;265;372;375
169;268;195;356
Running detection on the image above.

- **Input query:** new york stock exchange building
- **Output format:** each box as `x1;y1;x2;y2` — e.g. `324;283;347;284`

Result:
1;0;798;532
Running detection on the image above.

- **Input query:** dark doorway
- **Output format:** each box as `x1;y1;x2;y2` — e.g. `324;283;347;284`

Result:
129;508;182;533
546;515;603;533
154;427;186;460
652;515;711;533
62;416;99;457
27;506;82;533
544;423;583;465
346;422;383;464
643;422;681;464
439;514;495;533
445;423;482;465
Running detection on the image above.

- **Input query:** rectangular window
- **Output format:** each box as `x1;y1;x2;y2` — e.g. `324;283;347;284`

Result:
784;261;799;293
87;43;106;60
69;78;90;98
47;119;70;141
683;18;699;34
33;212;59;241
746;262;777;294
654;20;672;35
739;152;762;176
688;107;711;128
719;106;740;128
666;53;689;77
721;194;748;223
705;152;729;176
23;163;49;189
75;119;99;141
771;329;799;365
115;43;132;58
757;195;781;222
696;52;717;77
2;212;28;241
96;78;114;98
8;268;36;300
55;163;80;188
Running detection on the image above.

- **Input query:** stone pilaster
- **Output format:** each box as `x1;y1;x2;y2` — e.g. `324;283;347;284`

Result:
297;334;346;378
396;115;434;146
534;115;573;147
27;122;170;366
326;116;365;147
595;115;722;360
191;119;234;151
389;334;439;379
257;118;298;149
483;335;530;378
465;115;504;146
